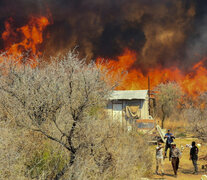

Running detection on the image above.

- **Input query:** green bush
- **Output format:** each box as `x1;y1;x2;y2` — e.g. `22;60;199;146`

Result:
25;144;68;179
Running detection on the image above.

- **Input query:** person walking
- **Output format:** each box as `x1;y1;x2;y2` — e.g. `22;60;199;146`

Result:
190;141;199;174
170;143;181;177
164;129;175;158
156;141;164;175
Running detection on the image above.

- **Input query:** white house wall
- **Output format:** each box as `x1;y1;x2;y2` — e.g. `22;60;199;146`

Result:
106;90;151;129
106;98;149;122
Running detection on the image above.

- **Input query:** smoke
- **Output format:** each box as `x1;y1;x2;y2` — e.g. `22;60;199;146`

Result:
185;0;207;68
0;0;206;71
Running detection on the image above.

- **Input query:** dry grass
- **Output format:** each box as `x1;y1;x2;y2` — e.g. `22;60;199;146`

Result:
164;119;187;130
156;117;188;137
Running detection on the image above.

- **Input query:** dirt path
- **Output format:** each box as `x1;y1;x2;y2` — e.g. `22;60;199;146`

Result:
150;138;207;180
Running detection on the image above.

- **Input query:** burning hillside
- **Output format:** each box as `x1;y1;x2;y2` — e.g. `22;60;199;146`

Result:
97;49;207;96
0;0;206;95
2;17;49;57
1;16;50;66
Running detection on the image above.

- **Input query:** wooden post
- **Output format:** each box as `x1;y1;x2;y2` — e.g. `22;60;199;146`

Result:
148;76;151;117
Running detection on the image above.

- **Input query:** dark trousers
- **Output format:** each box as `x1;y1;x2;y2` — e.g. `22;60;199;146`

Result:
165;143;171;157
171;157;179;175
192;159;198;172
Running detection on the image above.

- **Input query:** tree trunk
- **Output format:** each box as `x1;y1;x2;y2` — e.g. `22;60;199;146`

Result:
53;152;76;180
161;105;166;129
161;115;165;129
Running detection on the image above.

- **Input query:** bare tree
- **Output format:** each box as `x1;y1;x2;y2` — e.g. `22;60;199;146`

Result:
0;52;153;179
154;82;183;128
184;92;207;141
0;51;112;179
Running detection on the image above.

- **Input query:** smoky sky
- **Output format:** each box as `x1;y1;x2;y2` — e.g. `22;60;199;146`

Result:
0;0;207;71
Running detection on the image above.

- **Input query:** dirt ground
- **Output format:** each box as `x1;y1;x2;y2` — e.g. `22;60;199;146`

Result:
151;138;207;180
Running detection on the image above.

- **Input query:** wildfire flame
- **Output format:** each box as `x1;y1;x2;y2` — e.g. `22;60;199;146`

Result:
1;16;50;66
97;49;207;96
1;15;206;96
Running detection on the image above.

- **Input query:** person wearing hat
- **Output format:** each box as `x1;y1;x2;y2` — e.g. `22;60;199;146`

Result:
155;141;164;175
190;141;199;174
164;129;175;158
170;143;181;177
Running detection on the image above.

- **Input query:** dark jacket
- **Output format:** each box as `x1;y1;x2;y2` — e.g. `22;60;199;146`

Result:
190;146;199;160
164;133;175;144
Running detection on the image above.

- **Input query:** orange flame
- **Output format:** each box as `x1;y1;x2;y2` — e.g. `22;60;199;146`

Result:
97;49;207;96
1;16;50;66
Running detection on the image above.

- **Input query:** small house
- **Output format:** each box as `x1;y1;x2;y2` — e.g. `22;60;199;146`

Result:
106;90;154;130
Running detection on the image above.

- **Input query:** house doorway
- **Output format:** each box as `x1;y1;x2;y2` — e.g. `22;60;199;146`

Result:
112;103;123;124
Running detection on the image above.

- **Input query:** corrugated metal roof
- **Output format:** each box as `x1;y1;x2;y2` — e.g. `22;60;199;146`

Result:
109;90;148;100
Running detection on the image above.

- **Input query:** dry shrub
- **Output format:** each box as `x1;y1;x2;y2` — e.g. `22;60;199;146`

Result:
0;51;112;179
0;116;68;180
0;113;153;180
0;122;69;180
0;51;152;179
25;143;68;179
0;120;46;180
63;117;153;180
184;93;207;141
